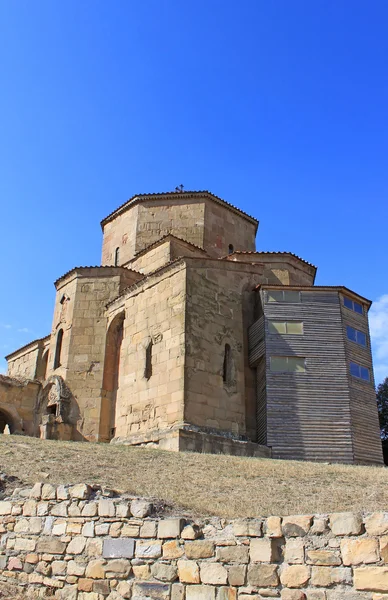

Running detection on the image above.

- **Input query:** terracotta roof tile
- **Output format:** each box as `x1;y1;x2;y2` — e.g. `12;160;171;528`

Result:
125;234;208;263
54;265;142;287
225;251;317;269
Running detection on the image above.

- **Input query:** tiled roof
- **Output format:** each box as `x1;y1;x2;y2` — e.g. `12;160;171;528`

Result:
226;251;317;269
5;335;50;361
54;265;142;287
100;190;259;228
126;234;208;262
256;284;372;307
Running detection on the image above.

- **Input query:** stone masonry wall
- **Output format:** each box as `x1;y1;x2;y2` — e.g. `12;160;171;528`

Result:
2;483;388;599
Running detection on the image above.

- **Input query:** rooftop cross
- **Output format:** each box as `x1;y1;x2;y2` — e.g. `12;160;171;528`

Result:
175;184;184;192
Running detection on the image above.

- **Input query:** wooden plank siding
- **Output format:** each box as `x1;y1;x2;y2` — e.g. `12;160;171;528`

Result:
340;295;383;465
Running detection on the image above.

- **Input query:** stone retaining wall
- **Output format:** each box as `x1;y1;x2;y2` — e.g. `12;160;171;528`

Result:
1;482;388;599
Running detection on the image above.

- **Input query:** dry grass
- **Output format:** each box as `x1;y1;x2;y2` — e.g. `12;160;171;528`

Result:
0;435;387;518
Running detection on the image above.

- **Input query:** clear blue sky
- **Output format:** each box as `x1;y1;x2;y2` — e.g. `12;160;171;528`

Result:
0;0;387;381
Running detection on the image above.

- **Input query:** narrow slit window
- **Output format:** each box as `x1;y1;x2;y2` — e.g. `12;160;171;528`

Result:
228;244;234;254
54;329;63;369
144;340;153;380
223;343;232;386
114;247;120;266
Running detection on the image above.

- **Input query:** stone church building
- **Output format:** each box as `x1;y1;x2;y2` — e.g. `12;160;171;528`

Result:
1;191;383;464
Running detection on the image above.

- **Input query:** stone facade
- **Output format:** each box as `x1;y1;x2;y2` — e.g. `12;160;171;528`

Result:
2;481;388;598
3;190;382;464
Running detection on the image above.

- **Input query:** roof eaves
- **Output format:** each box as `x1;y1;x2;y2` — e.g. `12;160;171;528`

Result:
5;335;50;361
54;265;142;288
255;284;372;307
224;251;317;269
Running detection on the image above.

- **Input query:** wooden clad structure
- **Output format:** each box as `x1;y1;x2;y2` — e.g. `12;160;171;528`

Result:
248;286;383;465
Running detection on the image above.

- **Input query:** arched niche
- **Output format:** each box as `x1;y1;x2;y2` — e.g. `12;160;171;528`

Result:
101;312;125;442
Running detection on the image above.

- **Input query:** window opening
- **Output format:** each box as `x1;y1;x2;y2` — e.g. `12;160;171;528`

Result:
223;343;232;385
144;340;153;380
267;290;301;303
268;321;303;335
228;244;234;254
350;361;370;381
54;329;63;369
114;247;120;266
270;356;306;373
346;326;367;347
343;296;363;314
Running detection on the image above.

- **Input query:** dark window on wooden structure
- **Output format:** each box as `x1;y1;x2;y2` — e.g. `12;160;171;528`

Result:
343;296;363;315
346;326;367;347
144;340;153;380
114;247;120;266
54;329;63;369
268;321;303;335
267;290;301;303
350;361;370;381
228;244;234;254
223;343;232;385
270;356;306;373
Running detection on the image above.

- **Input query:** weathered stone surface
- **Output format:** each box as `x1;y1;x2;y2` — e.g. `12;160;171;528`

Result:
132;581;170;598
69;484;91;500
130;499;152;518
280;565;310;588
200;562;228;585
104;558;131;576
151;562;178;582
281;591;306;600
233;519;262;537
185;585;216;600
365;513;388;536
285;539;304;564
177;559;200;583
133;564;151;580
330;513;363;536
248;563;279;587
67;536;87;555
250;538;278;562
36;536;67;554
341;537;379;565
99;499;116;517
163;540;184;559
181;524;202;540
158;518;184;538
217;587;237;600
227;565;246;586
217;544;249;563
282;516;312;537
354;567;388;591
103;538;135;559
306;550;341;566
41;484;56;500
136;539;162;558
185;540;215;559
171;583;185;600
265;516;282;538
85;559;106;579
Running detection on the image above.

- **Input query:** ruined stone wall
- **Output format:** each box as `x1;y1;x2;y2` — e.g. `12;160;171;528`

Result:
0;376;40;435
1;482;388;599
110;263;186;445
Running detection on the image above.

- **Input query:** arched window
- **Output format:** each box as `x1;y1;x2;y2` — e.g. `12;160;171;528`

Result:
144;340;153;380
228;244;234;254
114;247;120;266
223;343;232;386
101;312;125;442
54;329;63;369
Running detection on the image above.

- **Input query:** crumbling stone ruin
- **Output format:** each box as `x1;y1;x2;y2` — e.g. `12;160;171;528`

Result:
1;190;383;464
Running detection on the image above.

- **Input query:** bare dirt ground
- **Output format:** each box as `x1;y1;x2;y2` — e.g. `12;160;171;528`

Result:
0;434;387;518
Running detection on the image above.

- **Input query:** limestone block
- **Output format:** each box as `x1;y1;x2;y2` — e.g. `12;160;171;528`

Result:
103;538;135;559
56;485;70;501
116;581;132;599
281;591;306;600
233;519;262;537
41;484;57;500
247;563;279;587
181;524;202;539
171;583;185;600
132;582;170;598
121;524;140;537
82;503;98;517
69;484;92;500
365;513;388;536
185;585;216;600
67;521;83;535
130;499;153;518
305;593;326;600
53;521;67;536
329;513;363;536
93;580;110;595
82;521;95;538
185;540;215;559
227;565;246;586
151;562;178;582
200;562;228;585
23;499;37;516
67;536;87;555
285;539;305;564
85;559;106;579
163;540;184;559
265;516;282;538
78;579;94;592
217;587;237;600
99;499;116;517
104;558;131;577
250;538;278;562
341;537;379;565
306;550;341;566
354;567;388;591
132;564;151;579
140;520;157;538
86;538;103;557
51;502;68;517
51;560;67;575
177;559;200;583
135;540;162;558
158;518;184;538
116;503;130;518
56;585;78;600
67;560;86;576
280;565;310;588
216;545;249;563
14;538;36;552
36;536;67;554
30;482;43;499
311;567;331;587
282;516;312;537
381;537;388;563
